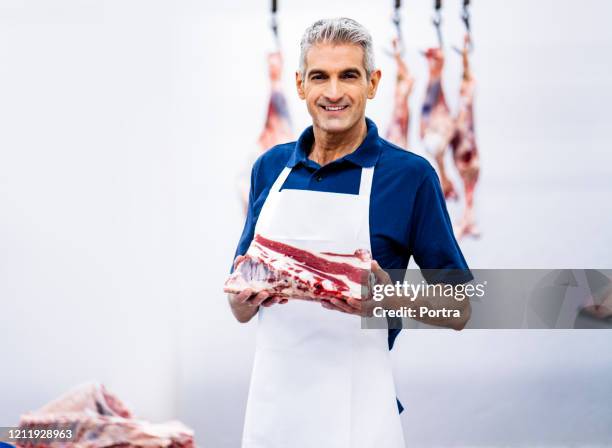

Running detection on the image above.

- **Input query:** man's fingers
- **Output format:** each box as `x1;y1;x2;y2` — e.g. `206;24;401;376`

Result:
371;260;392;285
372;260;392;284
347;298;372;316
237;291;369;311
234;288;254;304
345;298;362;311
245;293;288;308
233;255;246;270
248;291;270;307
261;297;279;307
321;300;347;314
349;298;376;317
272;296;289;305
235;291;288;307
346;298;360;307
320;298;363;315
330;298;358;314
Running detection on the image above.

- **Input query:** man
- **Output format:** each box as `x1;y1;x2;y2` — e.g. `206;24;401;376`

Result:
228;18;472;448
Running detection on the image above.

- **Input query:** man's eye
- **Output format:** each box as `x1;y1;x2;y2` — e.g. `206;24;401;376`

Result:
342;73;358;79
311;75;324;80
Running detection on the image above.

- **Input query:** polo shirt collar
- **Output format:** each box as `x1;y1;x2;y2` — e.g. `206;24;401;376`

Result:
287;117;381;168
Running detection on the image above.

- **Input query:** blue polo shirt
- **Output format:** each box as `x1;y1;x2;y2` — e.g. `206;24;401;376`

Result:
234;117;472;411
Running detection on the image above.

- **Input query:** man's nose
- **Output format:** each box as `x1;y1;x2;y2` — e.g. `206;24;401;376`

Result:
324;79;343;102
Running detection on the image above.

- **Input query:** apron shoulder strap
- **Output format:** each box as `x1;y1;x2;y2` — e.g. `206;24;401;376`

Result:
270;166;292;193
359;166;375;198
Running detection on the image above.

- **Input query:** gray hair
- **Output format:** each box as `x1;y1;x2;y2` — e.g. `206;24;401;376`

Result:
299;17;375;80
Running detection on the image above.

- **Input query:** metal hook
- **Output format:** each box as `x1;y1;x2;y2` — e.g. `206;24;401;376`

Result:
384;0;404;58
432;9;443;49
270;0;280;50
270;13;279;49
391;8;404;55
459;3;474;53
461;9;470;31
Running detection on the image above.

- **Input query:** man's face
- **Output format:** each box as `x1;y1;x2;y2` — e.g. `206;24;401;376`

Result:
296;43;381;134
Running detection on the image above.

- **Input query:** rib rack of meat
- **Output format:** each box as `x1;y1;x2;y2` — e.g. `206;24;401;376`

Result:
450;35;481;238
385;38;414;149
224;234;372;302
420;47;458;200
15;383;194;448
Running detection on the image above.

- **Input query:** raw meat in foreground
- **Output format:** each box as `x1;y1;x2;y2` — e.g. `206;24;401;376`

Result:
225;234;372;301
16;382;194;448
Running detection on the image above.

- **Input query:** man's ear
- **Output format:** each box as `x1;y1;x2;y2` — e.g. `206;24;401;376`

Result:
296;71;306;100
367;69;382;99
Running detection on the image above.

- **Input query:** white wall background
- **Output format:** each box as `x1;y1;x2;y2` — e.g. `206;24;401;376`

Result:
1;1;611;447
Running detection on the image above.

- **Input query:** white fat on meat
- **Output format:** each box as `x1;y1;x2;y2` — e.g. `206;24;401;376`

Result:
225;234;372;302
17;382;194;448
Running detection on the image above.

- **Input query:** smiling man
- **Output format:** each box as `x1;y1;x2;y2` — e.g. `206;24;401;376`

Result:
229;18;472;448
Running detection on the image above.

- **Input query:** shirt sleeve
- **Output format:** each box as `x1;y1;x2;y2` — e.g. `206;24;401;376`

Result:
409;167;473;284
230;161;259;272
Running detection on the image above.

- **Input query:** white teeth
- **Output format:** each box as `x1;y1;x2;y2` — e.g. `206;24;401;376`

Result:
324;106;346;111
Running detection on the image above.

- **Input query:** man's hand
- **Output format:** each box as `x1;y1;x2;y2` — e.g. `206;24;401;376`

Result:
228;255;288;323
321;297;369;316
322;260;471;330
320;261;387;317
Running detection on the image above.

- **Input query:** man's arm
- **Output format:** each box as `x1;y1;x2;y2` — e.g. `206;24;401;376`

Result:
403;290;471;330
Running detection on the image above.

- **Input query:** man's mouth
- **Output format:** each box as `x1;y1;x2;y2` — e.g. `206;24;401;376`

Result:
321;105;349;112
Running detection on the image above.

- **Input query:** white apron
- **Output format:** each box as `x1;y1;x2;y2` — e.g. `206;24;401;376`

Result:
242;165;405;448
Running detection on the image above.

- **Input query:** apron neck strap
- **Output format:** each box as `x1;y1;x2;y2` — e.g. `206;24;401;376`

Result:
270;166;375;197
